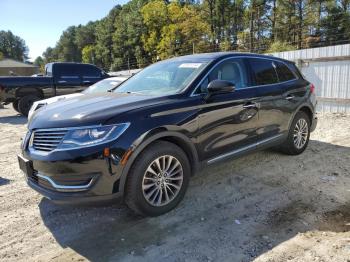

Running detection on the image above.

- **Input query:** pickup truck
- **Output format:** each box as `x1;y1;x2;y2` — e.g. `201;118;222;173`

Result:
0;62;109;116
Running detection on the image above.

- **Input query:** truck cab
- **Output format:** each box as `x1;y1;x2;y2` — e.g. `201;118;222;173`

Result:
0;62;109;116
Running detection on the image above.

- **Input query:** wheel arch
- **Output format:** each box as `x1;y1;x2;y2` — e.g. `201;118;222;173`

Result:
15;87;44;99
299;106;313;125
118;130;199;195
287;103;314;131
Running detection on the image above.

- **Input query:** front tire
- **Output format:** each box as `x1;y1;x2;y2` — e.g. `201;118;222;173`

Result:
280;111;310;155
125;141;190;216
12;99;20;113
18;95;40;116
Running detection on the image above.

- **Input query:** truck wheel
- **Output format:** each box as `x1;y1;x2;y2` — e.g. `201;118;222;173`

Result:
12;99;20;113
125;141;190;216
18;95;40;117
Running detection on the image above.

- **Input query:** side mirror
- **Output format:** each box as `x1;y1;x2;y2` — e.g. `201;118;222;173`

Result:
207;80;235;95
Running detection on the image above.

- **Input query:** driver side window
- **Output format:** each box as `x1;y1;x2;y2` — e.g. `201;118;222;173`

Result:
197;58;248;94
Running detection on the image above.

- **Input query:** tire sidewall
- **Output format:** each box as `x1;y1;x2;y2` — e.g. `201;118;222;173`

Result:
12;99;20;112
127;142;190;216
18;95;39;116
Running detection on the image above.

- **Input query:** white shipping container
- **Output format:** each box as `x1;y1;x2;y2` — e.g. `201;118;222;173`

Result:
270;44;350;113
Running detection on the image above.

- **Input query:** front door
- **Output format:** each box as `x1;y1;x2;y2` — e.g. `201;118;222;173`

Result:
195;58;259;163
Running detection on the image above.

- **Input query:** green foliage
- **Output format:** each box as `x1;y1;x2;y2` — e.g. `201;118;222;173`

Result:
266;41;296;53
111;0;149;71
40;0;350;71
33;56;45;72
0;30;28;61
82;45;95;64
141;1;210;61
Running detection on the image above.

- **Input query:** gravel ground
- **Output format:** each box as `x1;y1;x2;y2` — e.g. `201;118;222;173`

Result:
0;106;349;262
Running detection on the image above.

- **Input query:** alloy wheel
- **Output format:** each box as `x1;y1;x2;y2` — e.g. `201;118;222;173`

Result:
142;155;183;207
293;118;309;149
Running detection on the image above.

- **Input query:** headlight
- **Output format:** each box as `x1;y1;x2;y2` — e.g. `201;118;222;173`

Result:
58;123;130;149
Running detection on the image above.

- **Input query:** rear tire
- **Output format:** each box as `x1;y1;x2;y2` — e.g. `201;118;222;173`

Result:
12;99;20;113
125;141;191;216
18;95;40;116
280;111;310;155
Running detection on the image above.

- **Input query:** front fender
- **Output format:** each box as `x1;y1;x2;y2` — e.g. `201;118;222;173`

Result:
117;129;199;195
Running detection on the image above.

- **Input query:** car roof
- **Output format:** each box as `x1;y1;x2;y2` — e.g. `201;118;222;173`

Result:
167;52;293;64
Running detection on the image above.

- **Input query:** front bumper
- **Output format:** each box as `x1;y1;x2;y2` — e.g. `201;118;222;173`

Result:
26;177;122;204
19;149;125;204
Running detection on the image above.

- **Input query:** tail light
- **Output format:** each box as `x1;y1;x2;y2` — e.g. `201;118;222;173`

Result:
310;83;315;94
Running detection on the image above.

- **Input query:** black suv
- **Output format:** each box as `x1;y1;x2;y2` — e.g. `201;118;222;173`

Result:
18;53;317;216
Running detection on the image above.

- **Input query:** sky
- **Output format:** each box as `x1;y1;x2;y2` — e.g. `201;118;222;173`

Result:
0;0;128;61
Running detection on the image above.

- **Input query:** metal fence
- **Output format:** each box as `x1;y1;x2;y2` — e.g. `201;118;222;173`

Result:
270;44;350;113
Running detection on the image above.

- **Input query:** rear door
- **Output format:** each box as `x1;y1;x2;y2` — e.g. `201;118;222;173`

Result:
248;58;299;144
196;58;260;163
54;64;82;96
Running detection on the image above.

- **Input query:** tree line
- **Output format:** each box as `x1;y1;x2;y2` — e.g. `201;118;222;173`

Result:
33;0;350;71
0;30;28;61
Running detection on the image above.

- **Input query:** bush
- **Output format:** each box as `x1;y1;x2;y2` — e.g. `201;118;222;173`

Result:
266;41;295;53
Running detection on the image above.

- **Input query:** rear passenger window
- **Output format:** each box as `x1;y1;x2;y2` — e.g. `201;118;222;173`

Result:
249;59;278;85
56;64;79;78
275;61;296;82
82;65;102;78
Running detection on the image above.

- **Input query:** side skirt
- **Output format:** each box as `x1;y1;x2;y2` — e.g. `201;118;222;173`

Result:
206;133;286;165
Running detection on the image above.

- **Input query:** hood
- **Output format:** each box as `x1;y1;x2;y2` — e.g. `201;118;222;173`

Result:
40;93;83;104
28;92;166;129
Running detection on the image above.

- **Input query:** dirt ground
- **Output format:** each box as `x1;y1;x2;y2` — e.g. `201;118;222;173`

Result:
0;106;349;262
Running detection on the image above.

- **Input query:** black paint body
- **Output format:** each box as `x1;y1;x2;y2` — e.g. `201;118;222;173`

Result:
20;53;318;204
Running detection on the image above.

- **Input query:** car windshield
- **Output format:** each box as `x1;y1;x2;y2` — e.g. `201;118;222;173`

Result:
114;60;208;96
83;78;123;94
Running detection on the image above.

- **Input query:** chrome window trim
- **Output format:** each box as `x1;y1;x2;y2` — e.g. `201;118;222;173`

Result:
60;76;80;79
190;55;298;97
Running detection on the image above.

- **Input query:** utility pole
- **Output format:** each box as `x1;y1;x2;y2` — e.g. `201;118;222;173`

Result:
128;56;130;74
193;43;195;54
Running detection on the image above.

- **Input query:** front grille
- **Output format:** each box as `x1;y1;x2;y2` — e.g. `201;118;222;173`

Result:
32;129;67;152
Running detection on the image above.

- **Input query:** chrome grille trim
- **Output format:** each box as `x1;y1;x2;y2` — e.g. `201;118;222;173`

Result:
31;129;68;152
36;173;94;192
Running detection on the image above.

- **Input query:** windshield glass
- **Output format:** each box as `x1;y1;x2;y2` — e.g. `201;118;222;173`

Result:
83;78;123;94
114;60;208;95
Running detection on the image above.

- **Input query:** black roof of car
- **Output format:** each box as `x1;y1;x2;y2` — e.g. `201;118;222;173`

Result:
169;52;292;64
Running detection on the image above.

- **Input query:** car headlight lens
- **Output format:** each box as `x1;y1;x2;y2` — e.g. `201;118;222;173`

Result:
58;123;130;149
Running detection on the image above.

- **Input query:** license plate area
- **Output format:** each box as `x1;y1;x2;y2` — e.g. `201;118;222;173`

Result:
18;155;34;178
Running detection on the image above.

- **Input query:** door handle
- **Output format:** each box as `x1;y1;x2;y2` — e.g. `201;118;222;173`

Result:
285;95;295;100
243;103;257;109
58;80;67;84
83;80;91;84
